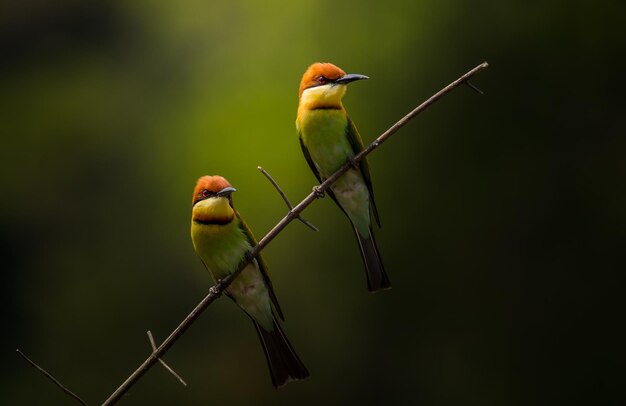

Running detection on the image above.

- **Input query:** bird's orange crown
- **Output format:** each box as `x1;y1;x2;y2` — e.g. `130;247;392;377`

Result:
192;175;232;205
298;62;346;98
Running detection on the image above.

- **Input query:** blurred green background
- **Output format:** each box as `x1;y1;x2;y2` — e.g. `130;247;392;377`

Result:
2;0;624;404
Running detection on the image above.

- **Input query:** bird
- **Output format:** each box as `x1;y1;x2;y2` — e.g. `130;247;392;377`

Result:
190;175;309;387
296;62;391;292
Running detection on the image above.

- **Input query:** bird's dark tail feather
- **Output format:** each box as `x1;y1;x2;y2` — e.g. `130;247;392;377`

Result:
253;317;309;388
354;226;391;292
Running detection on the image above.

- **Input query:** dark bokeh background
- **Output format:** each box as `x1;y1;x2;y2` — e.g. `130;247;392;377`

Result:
2;0;624;404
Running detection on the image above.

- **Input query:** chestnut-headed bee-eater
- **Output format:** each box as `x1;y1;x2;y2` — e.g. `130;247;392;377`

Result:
190;175;309;387
296;62;391;292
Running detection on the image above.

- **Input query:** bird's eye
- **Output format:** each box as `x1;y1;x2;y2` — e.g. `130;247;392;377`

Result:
201;189;211;198
317;76;327;84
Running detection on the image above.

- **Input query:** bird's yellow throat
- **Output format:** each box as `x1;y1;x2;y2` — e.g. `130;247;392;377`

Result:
192;197;235;225
298;83;347;112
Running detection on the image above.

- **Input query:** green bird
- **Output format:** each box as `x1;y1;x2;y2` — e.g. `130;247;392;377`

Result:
296;62;391;292
190;175;309;387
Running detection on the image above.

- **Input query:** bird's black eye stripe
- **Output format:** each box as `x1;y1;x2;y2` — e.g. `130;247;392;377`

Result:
201;189;214;198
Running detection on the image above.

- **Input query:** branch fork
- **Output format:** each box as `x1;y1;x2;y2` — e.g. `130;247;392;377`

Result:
258;166;319;231
146;331;187;387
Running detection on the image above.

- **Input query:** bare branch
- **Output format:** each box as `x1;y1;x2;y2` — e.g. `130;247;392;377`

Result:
101;61;489;405
146;331;187;387
258;166;319;231
16;349;89;406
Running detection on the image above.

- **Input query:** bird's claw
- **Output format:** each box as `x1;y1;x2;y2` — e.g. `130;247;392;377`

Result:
209;284;222;295
312;186;325;198
243;251;254;263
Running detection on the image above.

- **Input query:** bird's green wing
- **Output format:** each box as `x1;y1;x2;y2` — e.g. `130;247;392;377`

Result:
236;211;285;321
346;116;381;227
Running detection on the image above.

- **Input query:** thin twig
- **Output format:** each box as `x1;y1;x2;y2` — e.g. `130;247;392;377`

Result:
258;166;319;231
16;349;89;406
147;331;187;387
101;61;489;405
465;80;484;95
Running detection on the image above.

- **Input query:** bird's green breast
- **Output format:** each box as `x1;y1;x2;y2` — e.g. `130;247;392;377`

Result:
299;109;353;177
191;219;250;280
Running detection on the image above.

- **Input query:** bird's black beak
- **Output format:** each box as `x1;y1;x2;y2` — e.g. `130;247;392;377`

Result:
216;186;237;197
334;73;369;85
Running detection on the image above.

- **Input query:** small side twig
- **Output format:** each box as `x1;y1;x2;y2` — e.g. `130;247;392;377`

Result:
258;166;319;231
465;80;484;95
146;331;187;387
16;349;89;406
